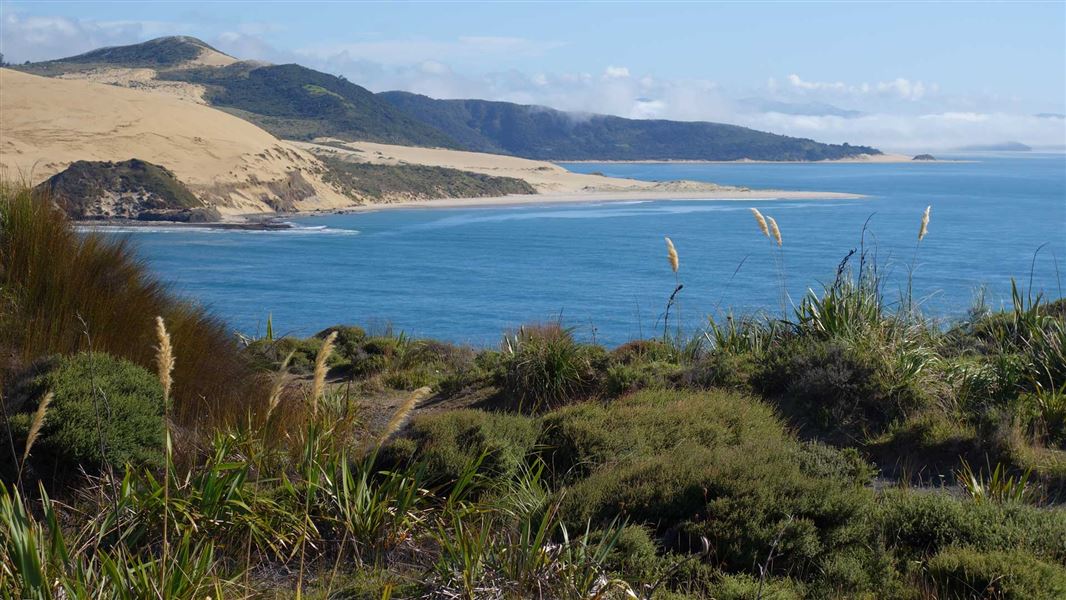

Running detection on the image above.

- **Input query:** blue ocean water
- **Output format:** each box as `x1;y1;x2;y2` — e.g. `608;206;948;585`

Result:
101;153;1066;347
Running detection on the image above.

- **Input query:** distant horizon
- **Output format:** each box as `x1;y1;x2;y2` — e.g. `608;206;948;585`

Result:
3;1;1064;152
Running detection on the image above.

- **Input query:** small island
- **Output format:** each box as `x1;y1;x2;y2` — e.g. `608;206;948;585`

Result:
912;154;937;161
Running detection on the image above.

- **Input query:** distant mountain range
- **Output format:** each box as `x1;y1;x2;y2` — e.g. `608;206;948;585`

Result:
18;36;883;161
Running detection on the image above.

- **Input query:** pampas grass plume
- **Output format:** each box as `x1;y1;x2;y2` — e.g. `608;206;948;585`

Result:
155;316;175;408
665;236;679;273
767;216;782;247
311;331;338;417
919;205;931;241
379;386;432;446
22;392;52;465
750;208;770;238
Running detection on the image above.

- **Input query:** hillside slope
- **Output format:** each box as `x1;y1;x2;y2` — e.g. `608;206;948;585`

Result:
378;91;881;161
0;69;349;215
160;63;459;147
18;37;885;161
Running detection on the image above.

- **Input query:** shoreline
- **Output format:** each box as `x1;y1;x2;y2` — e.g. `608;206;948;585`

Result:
320;188;863;214
557;153;959;165
75;188;864;229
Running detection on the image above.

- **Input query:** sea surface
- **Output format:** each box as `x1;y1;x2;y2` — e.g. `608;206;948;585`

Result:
99;153;1066;347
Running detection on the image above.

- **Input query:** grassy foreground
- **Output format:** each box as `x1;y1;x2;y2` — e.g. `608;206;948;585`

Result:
2;185;1065;599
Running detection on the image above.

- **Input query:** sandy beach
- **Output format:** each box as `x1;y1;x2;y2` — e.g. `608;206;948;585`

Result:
305;188;863;215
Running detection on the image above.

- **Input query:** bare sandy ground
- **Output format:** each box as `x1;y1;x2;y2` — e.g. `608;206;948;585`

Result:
0;69;349;215
56;67;210;104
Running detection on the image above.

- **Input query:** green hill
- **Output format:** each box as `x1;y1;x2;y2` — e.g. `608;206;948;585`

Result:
378;91;881;161
18;37;884;161
160;63;461;147
21;36;229;72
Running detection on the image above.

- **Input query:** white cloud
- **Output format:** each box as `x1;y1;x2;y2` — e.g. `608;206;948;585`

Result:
604;65;630;79
787;73;933;101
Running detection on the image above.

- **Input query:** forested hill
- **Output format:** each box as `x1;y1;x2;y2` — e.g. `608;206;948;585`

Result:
18;36;883;161
378;91;881;161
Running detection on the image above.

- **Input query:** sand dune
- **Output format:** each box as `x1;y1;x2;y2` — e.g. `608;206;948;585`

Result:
295;139;735;195
0;69;349;215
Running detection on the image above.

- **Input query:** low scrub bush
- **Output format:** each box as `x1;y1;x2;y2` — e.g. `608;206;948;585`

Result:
385;409;539;485
925;547;1066;600
757;338;929;439
876;489;1066;563
7;352;164;474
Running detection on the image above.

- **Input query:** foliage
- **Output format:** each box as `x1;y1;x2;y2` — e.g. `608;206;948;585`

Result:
35;159;213;222
161;63;458;147
924;547;1066;600
321;157;535;203
8;352;164;473
379;91;883;161
499;323;602;412
0;185;264;433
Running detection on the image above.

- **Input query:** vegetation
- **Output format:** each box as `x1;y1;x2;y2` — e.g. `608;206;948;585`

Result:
35;159;218;222
2;182;1064;598
379;91;883;161
319;156;535;202
17;37;885;161
160;63;460;147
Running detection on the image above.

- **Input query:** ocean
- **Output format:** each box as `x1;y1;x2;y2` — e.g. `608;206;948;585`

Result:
99;153;1066;347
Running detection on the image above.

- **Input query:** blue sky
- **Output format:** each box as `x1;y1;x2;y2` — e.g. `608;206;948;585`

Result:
3;1;1064;151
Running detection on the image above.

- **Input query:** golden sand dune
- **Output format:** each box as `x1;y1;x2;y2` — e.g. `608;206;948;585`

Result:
294;139;730;195
0;69;349;215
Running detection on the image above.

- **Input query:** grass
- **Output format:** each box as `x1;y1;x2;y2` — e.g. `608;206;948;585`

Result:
2;182;1065;598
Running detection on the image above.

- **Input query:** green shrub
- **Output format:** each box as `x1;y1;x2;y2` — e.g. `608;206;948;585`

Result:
499;323;602;412
316;325;366;362
387;409;540;484
12;352;164;472
877;489;1066;563
604;360;680;396
244;336;323;374
706;573;803;600
757;339;927;438
925;547;1066;600
610;339;677;365
680;350;757;390
542;390;877;581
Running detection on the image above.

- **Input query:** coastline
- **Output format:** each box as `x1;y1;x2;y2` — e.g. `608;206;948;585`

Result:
557;153;945;165
321;188;864;214
74;187;863;229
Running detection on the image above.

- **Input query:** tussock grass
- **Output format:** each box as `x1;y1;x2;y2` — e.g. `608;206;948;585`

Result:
0;184;266;433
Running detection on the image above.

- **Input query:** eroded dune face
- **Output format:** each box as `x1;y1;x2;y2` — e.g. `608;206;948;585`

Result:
0;69;349;216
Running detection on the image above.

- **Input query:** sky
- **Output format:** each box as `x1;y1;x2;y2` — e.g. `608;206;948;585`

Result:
3;1;1065;152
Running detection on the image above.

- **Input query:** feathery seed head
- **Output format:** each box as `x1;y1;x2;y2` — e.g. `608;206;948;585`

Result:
22;392;53;465
919;205;931;241
665;236;679;273
311;331;338;417
750;208;770;238
767;216;783;247
154;316;174;410
379;386;432;446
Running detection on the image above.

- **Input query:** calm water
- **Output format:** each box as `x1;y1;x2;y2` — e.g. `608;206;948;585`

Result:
100;153;1066;347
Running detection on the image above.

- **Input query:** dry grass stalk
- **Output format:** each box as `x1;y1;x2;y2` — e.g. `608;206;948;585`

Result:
154;316;175;408
665;236;679;273
264;350;296;423
379;386;432;446
750;208;770;238
767;216;782;247
919;205;931;241
21;392;52;466
311;331;338;418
